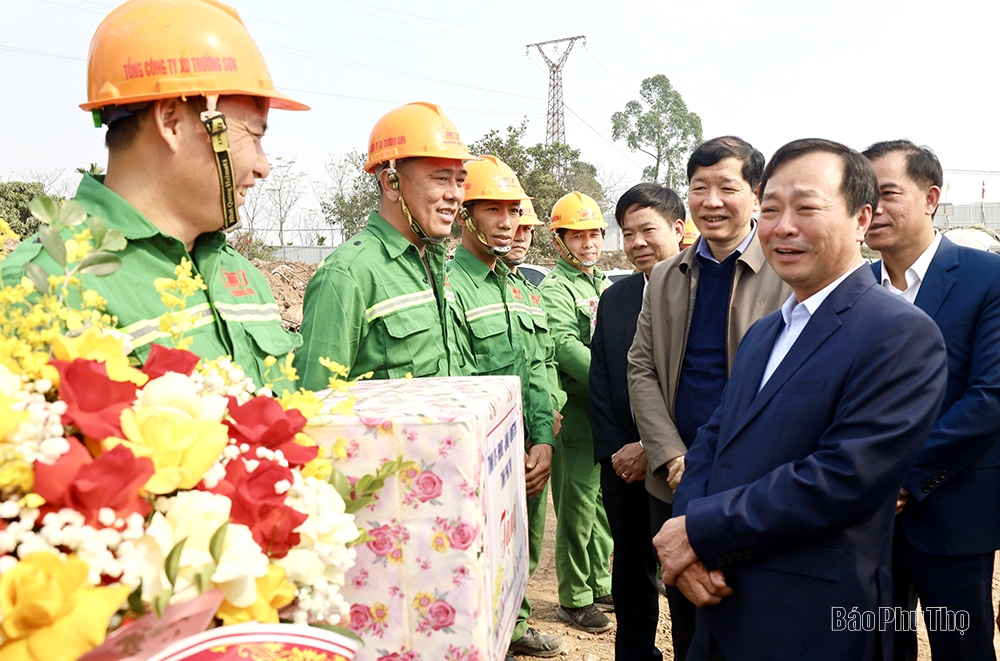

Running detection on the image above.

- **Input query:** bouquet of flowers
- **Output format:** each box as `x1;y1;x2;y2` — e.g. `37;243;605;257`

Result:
0;199;364;661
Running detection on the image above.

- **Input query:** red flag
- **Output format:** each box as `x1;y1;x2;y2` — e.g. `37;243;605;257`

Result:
983;180;986;200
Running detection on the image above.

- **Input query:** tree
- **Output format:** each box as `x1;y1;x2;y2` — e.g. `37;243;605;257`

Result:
611;74;702;189
467;120;532;176
265;157;305;247
318;150;380;242
0;181;48;238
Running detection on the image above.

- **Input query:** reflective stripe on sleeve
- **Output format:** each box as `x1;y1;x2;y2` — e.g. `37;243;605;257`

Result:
366;289;436;322
214;301;282;322
465;303;507;322
119;302;216;348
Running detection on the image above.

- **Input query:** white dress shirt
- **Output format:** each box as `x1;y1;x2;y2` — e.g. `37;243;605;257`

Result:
879;230;942;304
759;262;867;391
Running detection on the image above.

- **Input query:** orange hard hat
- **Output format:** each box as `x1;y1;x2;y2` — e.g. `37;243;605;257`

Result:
81;0;308;113
463;155;531;203
518;198;543;226
549;192;607;232
364;102;476;173
681;217;700;248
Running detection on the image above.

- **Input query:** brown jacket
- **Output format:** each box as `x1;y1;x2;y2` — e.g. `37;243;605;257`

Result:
627;233;791;503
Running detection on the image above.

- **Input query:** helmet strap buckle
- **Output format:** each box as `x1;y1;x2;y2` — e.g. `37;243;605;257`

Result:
200;96;240;231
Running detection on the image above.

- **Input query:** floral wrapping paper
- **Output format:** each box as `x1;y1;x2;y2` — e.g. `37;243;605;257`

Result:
305;376;529;661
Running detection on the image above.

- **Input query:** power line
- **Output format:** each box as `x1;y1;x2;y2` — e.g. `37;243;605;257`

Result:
583;46;633;98
259;41;543;101
568;62;624;114
322;0;527;41
32;0;104;13
295;0;521;47
0;44;86;61
564;105;642;170
245;16;519;57
283;86;544;119
944;168;1000;175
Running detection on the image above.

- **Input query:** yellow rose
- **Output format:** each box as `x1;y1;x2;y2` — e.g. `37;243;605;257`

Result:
109;407;228;494
216;564;296;626
51;327;147;387
0;552;128;661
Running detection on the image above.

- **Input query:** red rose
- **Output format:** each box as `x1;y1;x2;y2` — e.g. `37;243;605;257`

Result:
449;522;476;551
349;604;373;633
141;343;200;379
376;655;402;661
413;471;443;502
203;459;305;559
426;599;456;630
33;442;154;527
51;359;136;442
366;525;394;557
225;396;317;467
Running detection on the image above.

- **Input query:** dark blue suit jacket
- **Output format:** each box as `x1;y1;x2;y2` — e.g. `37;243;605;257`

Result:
590;272;644;463
872;235;1000;554
674;267;948;661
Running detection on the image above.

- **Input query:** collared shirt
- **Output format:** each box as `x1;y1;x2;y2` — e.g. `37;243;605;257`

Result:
879;230;942;303
1;174;300;390
759;262;866;390
296;211;467;387
695;221;757;264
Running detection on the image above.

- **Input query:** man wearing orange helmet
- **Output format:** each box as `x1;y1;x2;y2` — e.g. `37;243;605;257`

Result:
296;102;473;386
538;192;614;634
1;0;304;390
448;157;564;658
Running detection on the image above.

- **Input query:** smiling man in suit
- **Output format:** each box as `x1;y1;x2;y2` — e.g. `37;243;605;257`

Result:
655;138;949;661
863;139;1000;661
590;183;685;661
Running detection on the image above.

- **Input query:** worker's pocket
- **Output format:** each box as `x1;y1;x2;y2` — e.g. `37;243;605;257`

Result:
381;306;442;379
242;323;302;391
468;313;515;375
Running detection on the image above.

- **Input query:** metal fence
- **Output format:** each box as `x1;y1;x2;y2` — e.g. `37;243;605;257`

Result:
934;202;1000;230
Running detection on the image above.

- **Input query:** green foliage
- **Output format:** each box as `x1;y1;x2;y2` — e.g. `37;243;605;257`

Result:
467;120;532;176
76;163;105;176
319;150;380;241
228;230;277;261
329;454;408;517
611;74;703;189
0;181;49;238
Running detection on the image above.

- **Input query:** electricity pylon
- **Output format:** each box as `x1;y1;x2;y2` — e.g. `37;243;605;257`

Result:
526;36;585;146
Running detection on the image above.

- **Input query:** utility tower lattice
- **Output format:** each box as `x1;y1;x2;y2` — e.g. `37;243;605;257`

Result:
526;36;585;145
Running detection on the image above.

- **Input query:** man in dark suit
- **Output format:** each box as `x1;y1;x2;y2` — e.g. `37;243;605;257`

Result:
590;183;686;661
863;140;1000;661
655;139;949;661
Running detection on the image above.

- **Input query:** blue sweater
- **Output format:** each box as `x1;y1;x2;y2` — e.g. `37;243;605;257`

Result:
674;251;739;446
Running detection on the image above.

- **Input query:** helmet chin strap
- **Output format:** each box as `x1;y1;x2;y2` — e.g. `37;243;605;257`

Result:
388;161;445;245
501;253;526;267
460;207;511;256
200;95;240;231
553;232;597;268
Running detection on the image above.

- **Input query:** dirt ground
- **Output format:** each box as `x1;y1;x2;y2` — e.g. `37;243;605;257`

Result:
516;493;1000;661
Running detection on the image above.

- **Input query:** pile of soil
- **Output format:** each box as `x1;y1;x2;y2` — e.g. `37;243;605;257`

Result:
253;259;317;332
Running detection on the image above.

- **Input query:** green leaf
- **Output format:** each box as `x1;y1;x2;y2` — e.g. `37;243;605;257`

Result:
193;564;215;593
89;216;107;247
355;475;373;494
344;496;373;514
152;591;171;618
208;522;228;565
164;537;187;587
101;229;127;252
327;467;352;502
127;583;145;616
308;623;365;645
24;263;50;294
28;196;59;226
77;251;122;277
59;200;88;227
39;227;66;267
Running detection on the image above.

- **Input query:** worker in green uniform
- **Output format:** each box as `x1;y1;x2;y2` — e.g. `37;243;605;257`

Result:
1;0;303;391
499;196;566;658
539;191;614;634
295;102;475;386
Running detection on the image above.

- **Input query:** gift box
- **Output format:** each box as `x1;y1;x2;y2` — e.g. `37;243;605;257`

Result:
305;377;529;661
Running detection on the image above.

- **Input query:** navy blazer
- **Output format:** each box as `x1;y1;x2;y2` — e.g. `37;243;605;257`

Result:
872;235;1000;554
590;272;644;463
674;267;947;661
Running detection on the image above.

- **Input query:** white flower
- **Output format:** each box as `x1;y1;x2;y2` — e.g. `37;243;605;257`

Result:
135;491;267;608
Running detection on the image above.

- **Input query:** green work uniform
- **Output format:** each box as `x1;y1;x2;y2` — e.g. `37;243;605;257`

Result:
448;246;553;448
539;256;613;608
295;211;467;388
0;175;300;391
506;267;563;643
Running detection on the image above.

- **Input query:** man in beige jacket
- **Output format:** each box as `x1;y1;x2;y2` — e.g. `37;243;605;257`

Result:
627;136;790;659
